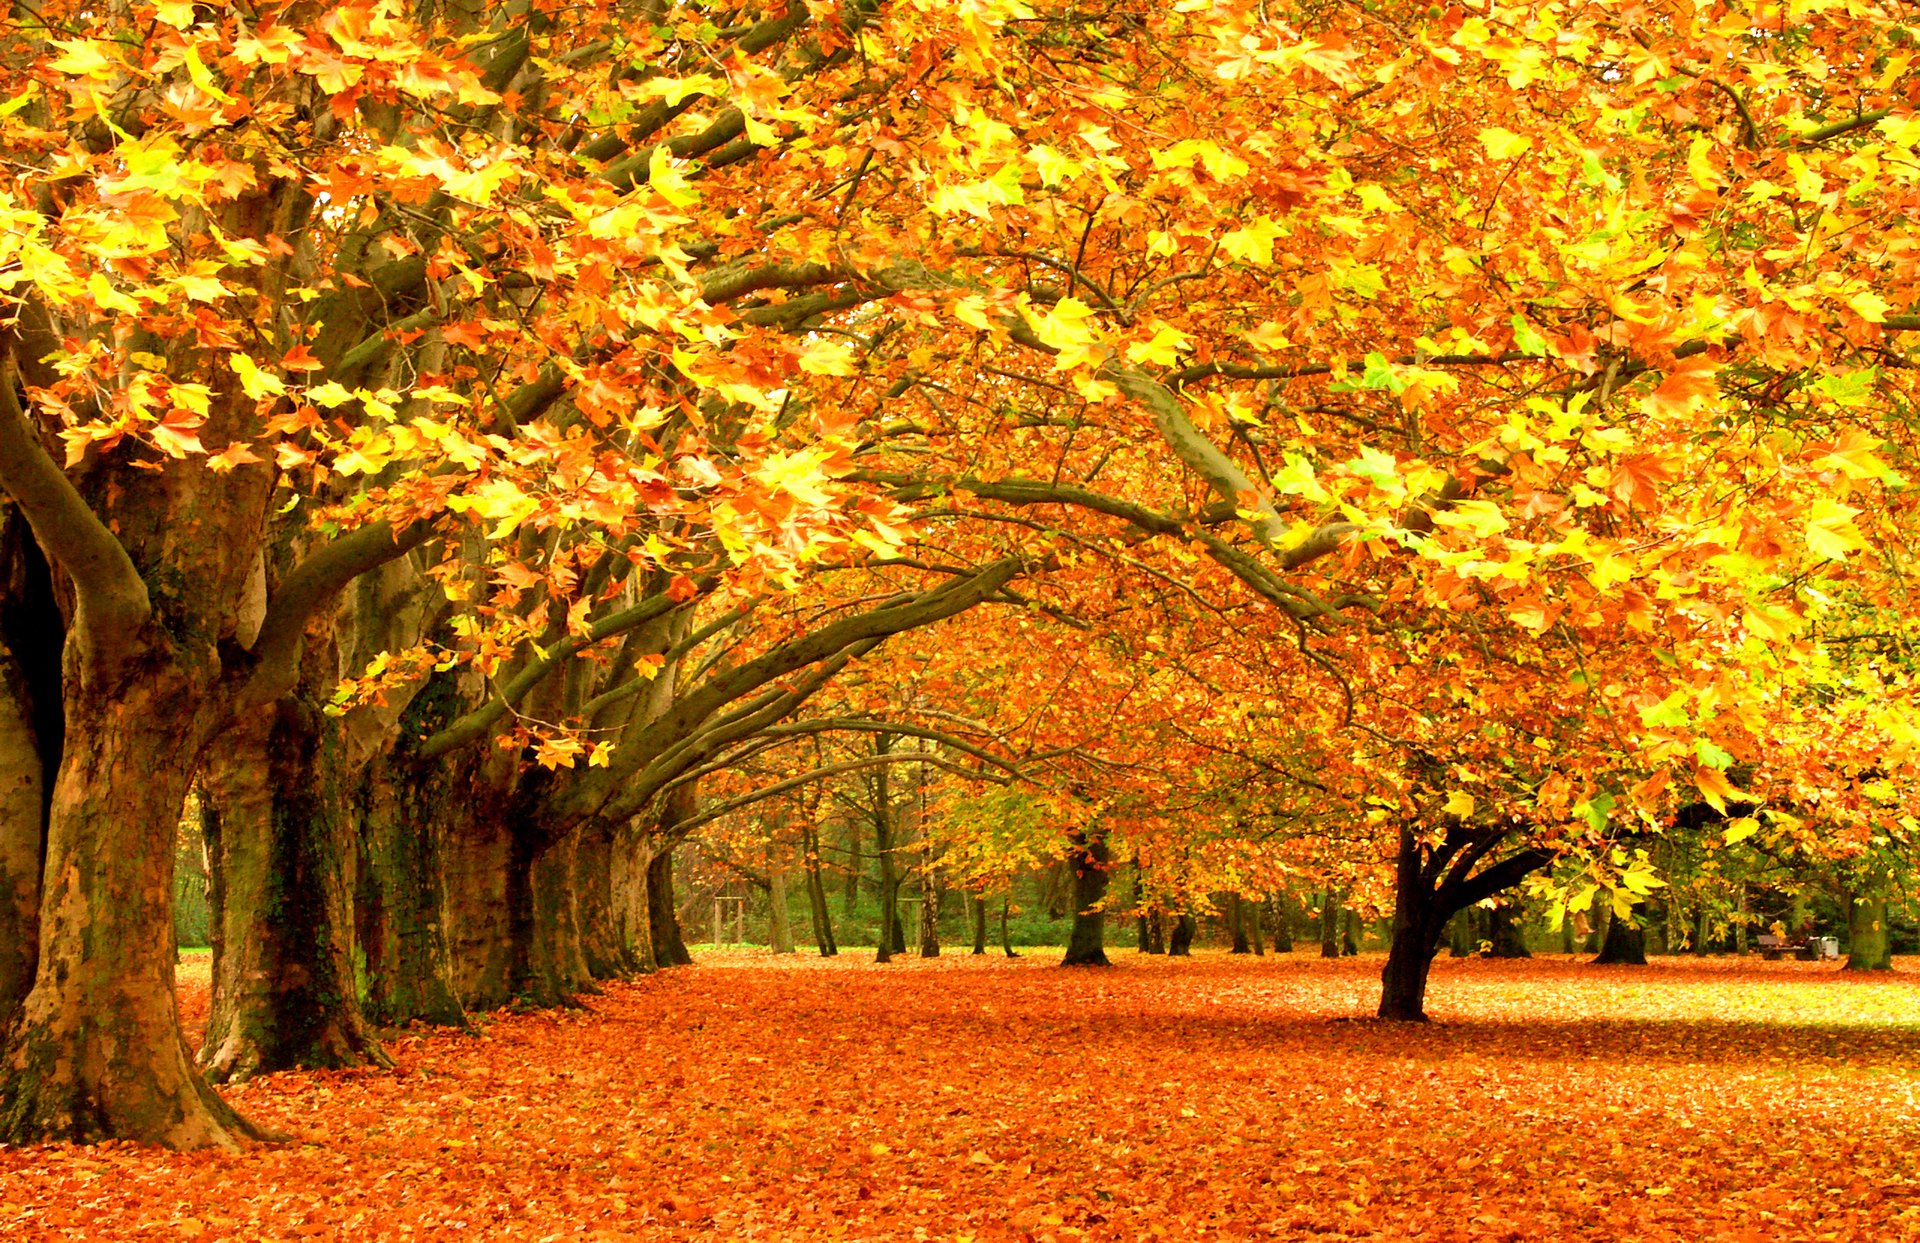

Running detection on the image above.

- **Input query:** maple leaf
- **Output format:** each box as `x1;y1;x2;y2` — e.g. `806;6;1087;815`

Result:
1640;355;1719;417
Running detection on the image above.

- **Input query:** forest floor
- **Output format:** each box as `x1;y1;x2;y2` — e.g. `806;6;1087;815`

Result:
2;951;1918;1241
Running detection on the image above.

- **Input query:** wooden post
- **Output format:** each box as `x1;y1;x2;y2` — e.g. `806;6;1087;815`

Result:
713;899;723;948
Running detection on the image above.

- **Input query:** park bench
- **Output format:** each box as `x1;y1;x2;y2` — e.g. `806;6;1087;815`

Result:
1754;934;1840;961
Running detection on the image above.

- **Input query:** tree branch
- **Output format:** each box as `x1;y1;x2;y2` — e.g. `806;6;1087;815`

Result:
0;338;149;676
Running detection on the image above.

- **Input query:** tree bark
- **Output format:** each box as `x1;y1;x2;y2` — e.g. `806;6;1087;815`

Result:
1377;825;1555;1021
1846;894;1893;971
1593;912;1648;965
873;735;898;963
0;634;44;1027
355;745;470;1028
0;515;57;1029
0;678;265;1148
801;818;836;957
646;843;693;967
1061;827;1111;967
768;853;796;954
917;786;939;958
1227;893;1252;954
1001;895;1019;957
1486;903;1530;958
609;826;657;972
198;703;390;1083
970;893;987;955
1168;913;1196;956
1319;890;1342;959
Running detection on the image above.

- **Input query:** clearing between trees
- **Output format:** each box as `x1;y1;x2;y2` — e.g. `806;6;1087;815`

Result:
3;953;1916;1242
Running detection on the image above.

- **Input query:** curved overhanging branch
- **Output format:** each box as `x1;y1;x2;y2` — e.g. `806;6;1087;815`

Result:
414;582;705;760
550;556;1026;824
757;716;1028;776
669;751;1011;840
238;518;440;713
0;335;150;679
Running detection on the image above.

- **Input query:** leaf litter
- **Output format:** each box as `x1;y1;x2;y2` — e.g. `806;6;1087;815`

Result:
3;952;1918;1241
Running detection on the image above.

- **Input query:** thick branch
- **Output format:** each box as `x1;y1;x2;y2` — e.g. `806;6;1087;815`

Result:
0;341;149;674
240;519;439;711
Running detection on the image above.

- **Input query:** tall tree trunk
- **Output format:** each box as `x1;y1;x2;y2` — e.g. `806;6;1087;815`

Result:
1061;827;1111;967
0;678;265;1148
0;518;58;1029
1378;833;1447;1022
1486;903;1530;958
873;735;897;963
507;819;595;1007
1227;893;1251;954
1341;908;1360;956
646;843;693;967
1269;895;1292;952
1319;890;1342;959
1593;912;1648;965
768;854;796;955
841;816;861;918
1846;894;1893;971
610;826;657;972
0;639;44;1027
1147;911;1166;955
1168;913;1196;956
1248;897;1265;956
917;797;939;959
801;819;836;957
576;820;637;978
355;746;469;1028
199;703;389;1083
970;893;987;955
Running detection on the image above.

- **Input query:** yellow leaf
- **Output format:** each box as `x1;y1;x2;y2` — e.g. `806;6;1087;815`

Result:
796;338;857;377
1847;289;1891;323
1693;765;1743;816
1444;791;1475;819
48;39;120;80
1477;127;1533;159
647;146;698;208
183;44;234;104
1804;498;1868;560
86;272;142;315
229;353;286;399
1124;325;1192;367
1722;817;1758;845
1219;216;1284;266
1741;603;1798;643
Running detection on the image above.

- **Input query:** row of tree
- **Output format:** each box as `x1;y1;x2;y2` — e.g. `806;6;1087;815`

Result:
4;0;1920;1149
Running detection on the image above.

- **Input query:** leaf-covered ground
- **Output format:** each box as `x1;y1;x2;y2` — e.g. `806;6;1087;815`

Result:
4;952;1919;1241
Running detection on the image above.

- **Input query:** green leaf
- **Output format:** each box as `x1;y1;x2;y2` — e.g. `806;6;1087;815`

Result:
1694;739;1733;770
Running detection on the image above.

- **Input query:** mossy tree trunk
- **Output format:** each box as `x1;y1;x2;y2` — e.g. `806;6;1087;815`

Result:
0;672;267;1148
199;700;390;1083
1846;894;1893;971
355;745;471;1028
